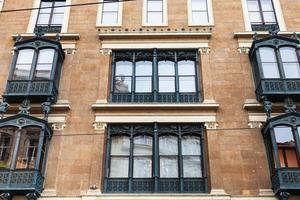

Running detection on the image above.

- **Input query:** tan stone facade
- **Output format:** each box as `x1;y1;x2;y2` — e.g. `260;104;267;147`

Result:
0;0;300;200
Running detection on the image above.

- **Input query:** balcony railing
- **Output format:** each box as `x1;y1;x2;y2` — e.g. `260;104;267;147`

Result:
0;169;44;194
271;168;300;194
255;78;300;102
3;80;58;102
34;25;62;33
105;178;207;193
251;23;279;31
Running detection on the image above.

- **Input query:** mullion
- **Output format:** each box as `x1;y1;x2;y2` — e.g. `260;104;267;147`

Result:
257;0;265;24
47;1;56;26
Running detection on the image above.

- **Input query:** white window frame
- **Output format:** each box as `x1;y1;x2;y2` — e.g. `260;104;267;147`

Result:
241;0;286;31
142;0;168;26
27;0;71;33
0;0;4;11
96;0;123;27
187;0;214;26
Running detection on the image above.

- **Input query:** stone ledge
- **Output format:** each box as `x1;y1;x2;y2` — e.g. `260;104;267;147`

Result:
234;31;300;39
12;33;80;40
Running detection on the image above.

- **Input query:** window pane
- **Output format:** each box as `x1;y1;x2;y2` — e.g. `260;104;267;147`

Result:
259;47;280;78
13;49;34;80
179;77;196;92
261;0;274;11
37;13;51;25
160;156;178;177
263;12;276;23
38;49;55;64
51;13;64;25
136;77;152;93
136;61;152;76
0;127;17;169
159;135;178;155
280;47;298;62
249;12;262;23
247;0;260;11
283;63;300;78
116;61;132;76
35;49;55;80
111;136;130;155
274;126;294;144
148;0;163;11
158;61;175;75
285;149;299;167
183;156;202;177
133;157;152;177
147;12;163;24
191;0;207;11
54;1;65;13
110;157;129;177
192;11;208;24
178;61;196;75
159;77;175;92
261;63;280;78
40;2;52;13
102;12;118;24
182;136;201;155
103;2;119;11
114;77;131;93
16;127;40;169
134;136;152;155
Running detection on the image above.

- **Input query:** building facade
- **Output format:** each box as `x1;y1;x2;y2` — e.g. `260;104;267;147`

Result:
0;0;299;200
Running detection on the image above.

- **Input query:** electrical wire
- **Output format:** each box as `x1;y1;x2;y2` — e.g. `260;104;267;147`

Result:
0;0;135;13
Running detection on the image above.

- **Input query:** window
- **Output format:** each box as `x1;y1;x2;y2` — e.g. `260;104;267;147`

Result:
143;0;168;26
242;0;286;31
274;126;299;168
97;0;123;26
104;124;207;193
188;0;214;25
258;47;300;79
0;0;4;11
35;0;66;33
110;49;201;103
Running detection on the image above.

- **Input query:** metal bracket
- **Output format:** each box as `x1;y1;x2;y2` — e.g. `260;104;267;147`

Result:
26;192;38;200
279;191;290;200
18;99;31;115
261;96;272;119
41;101;52;121
284;96;296;113
0;99;9;119
0;193;11;200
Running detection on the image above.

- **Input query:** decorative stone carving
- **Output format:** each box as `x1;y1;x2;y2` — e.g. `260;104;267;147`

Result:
284;97;296;113
0;193;11;200
248;121;263;128
0;100;9;119
52;122;66;131
204;122;218;129
237;47;250;54
262;96;272;119
93;122;107;131
41;101;52;120
26;192;38;200
100;48;112;55
18;99;31;115
198;47;211;54
64;48;77;55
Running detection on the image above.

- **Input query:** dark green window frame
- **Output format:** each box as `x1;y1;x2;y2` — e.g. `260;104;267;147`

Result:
103;123;209;193
110;49;202;103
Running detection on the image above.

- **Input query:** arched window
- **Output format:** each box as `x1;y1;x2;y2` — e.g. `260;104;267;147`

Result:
159;135;178;178
158;61;176;93
133;135;152;178
135;61;152;93
114;61;133;94
259;47;280;78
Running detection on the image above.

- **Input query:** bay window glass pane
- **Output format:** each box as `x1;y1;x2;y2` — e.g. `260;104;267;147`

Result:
259;47;280;78
178;61;196;75
51;13;64;25
114;77;131;93
160;156;178;177
183;156;202;177
35;49;54;80
158;61;175;75
136;61;152;76
133;157;152;177
111;136;130;155
134;136;152;155
282;63;300;78
261;0;274;11
247;0;260;11
16;127;40;169
159;135;178;155
110;157;129;177
182;136;201;155
274;126;294;144
280;47;298;62
192;12;208;24
159;77;175;92
261;63;280;78
148;0;163;11
147;12;163;24
263;12;276;23
102;12;118;24
116;61;132;76
191;0;207;10
37;13;51;25
285;149;299;167
0;127;17;169
249;12;262;23
13;49;34;80
179;77;196;92
136;77;152;92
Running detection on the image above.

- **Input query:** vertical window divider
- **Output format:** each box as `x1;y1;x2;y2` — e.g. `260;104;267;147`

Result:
131;53;136;102
103;127;111;192
195;51;201;101
201;133;208;192
27;49;39;95
8;50;19;81
270;128;281;168
178;126;184;192
292;126;300;166
110;53;116;102
276;47;286;79
50;49;59;81
41;136;50;176
48;1;56;27
34;129;45;170
153;49;158;102
10;129;21;170
153;123;159;192
174;51;180;102
128;126;134;192
257;0;265;26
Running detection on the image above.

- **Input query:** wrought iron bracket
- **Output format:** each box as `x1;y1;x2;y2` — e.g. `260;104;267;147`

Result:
261;96;272;119
279;191;290;200
41;101;52;121
18;98;31;115
0;193;11;200
284;96;296;113
0;99;9;119
26;193;38;200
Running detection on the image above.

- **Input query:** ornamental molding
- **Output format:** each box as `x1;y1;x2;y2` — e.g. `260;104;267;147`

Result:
52;122;66;131
198;47;211;54
99;48;112;55
237;47;250;54
93;122;107;131
204;122;219;129
248;121;263;129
